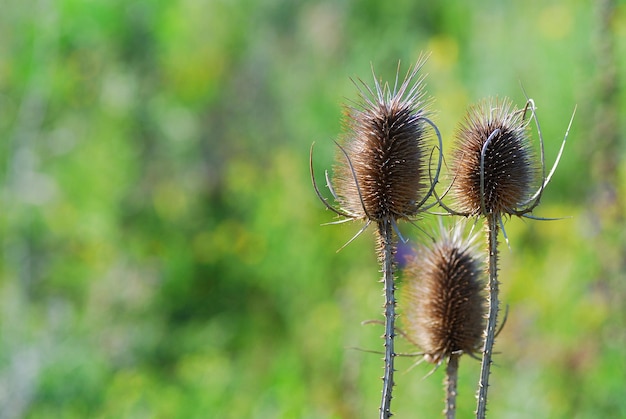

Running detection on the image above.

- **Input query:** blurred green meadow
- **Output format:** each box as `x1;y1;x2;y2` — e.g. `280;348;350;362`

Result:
1;0;625;417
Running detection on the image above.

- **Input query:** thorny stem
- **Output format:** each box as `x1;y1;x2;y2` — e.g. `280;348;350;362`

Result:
445;355;460;419
378;220;397;419
476;215;500;419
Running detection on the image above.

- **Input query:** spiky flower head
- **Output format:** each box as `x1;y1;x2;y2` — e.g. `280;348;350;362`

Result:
332;59;433;223
401;224;486;364
451;98;537;216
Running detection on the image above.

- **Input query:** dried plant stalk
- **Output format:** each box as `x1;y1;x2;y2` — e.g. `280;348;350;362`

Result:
378;220;396;418
402;222;486;418
311;56;441;418
450;98;536;418
476;215;499;419
449;97;573;418
445;354;460;419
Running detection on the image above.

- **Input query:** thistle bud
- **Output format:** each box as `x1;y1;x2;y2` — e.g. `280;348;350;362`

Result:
450;98;537;216
401;225;486;364
332;60;432;223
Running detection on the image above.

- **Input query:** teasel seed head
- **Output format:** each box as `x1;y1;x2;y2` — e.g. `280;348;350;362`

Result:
401;224;486;364
451;98;537;217
332;58;435;224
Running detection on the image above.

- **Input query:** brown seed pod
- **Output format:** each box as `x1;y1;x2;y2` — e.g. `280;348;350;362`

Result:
401;224;486;364
450;98;537;217
332;60;434;223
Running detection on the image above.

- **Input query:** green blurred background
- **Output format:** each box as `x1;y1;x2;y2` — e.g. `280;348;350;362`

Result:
1;0;625;417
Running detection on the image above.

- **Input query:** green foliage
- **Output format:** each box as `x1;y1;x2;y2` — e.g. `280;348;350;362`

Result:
0;0;624;418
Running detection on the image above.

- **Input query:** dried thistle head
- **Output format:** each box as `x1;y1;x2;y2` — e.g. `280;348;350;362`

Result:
450;98;537;217
401;224;486;364
331;58;436;224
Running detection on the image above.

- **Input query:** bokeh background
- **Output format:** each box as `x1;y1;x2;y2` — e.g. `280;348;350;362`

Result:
1;0;625;417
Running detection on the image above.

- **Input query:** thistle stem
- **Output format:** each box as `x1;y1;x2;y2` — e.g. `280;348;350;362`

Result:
378;219;397;419
445;355;460;419
476;215;500;418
